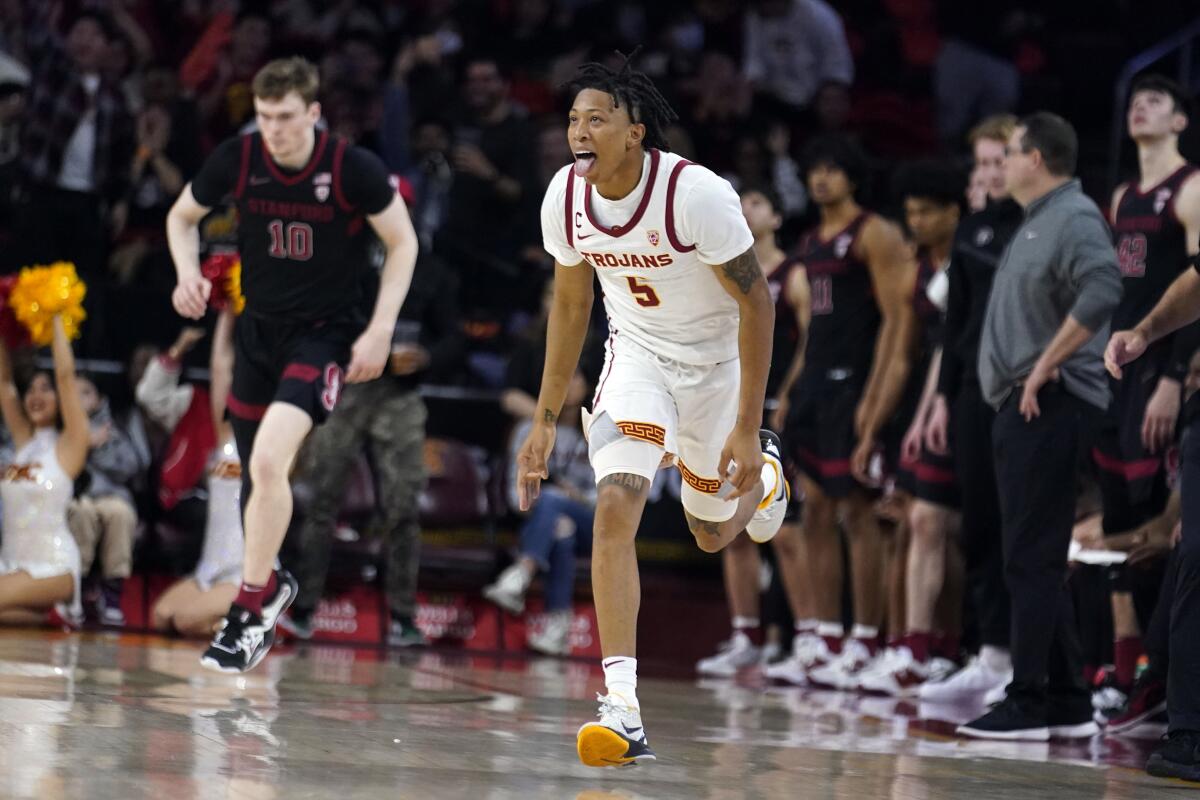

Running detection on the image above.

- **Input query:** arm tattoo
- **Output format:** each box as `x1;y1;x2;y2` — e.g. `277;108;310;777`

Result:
685;512;722;538
598;473;649;492
721;247;764;295
542;408;557;423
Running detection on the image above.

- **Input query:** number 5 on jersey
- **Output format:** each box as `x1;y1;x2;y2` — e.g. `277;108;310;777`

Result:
626;276;661;308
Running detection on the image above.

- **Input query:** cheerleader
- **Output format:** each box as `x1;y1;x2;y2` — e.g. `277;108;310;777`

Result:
0;315;90;625
152;310;243;636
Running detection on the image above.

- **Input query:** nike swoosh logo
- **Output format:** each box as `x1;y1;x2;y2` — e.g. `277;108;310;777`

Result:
622;724;642;735
577;232;595;240
249;176;270;185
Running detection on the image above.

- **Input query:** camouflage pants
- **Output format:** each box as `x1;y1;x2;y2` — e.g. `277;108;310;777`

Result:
292;382;427;617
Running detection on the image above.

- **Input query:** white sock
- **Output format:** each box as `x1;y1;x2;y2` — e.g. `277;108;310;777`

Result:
980;645;1012;672
759;462;778;503
602;656;639;709
850;624;879;641
795;618;819;633
816;622;844;640
732;616;760;631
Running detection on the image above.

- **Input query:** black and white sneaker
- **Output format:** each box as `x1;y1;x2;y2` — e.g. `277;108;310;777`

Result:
200;570;298;673
1048;696;1100;739
957;697;1050;741
745;429;791;544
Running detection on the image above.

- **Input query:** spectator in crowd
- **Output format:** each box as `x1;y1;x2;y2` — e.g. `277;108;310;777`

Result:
179;8;272;143
134;325;215;539
0;72;26;265
404;117;453;253
438;56;540;315
933;6;1023;148
961;112;1121;741
109;64;201;286
13;7;134;355
0;316;90;626
485;369;595;656
283;251;466;646
152;309;241;637
68;373;142;626
742;0;854;117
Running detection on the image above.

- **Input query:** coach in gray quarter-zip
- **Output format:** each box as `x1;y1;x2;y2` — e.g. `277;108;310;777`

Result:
961;112;1122;742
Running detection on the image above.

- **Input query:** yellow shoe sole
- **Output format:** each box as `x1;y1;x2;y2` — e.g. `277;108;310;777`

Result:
577;724;637;767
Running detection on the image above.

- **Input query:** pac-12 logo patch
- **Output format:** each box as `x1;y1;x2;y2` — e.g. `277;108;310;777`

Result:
834;233;852;258
646;229;660;247
1154;188;1172;214
314;172;332;203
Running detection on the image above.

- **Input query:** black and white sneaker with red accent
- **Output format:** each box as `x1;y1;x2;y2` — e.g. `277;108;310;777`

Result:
201;570;298;673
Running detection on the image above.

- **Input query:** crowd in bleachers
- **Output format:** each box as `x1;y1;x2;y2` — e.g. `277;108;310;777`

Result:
0;0;1196;718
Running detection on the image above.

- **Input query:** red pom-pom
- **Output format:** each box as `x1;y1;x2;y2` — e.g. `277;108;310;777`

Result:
0;275;31;350
200;252;243;313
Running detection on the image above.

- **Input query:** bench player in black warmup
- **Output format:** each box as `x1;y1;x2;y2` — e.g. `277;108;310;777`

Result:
166;58;418;672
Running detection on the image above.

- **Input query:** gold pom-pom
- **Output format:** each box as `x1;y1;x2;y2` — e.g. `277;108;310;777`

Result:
11;262;87;345
227;260;246;315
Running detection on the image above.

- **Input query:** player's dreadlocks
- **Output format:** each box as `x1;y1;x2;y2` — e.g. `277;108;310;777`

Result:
569;50;679;152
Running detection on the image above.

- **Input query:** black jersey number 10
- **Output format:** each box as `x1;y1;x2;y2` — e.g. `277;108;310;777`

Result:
267;219;314;261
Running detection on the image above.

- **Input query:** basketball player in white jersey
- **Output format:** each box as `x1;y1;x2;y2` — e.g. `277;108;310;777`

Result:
518;56;790;767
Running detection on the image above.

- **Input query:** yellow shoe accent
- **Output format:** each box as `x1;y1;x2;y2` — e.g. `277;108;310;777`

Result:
577;723;635;767
757;460;784;511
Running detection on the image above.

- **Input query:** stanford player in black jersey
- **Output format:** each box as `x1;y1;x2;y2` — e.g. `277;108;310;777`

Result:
1093;74;1200;721
859;160;966;696
166;58;418;673
773;136;916;688
1105;77;1200;785
695;184;815;678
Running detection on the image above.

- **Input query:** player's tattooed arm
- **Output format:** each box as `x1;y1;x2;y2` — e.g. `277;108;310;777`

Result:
598;473;649;493
542;408;558;424
720;246;766;295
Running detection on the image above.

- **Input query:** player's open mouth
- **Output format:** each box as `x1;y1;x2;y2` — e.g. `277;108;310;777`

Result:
574;151;597;177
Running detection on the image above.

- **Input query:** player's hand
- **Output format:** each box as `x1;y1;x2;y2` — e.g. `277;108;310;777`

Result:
1105;329;1148;379
1019;359;1059;422
172;274;211;320
517;420;557;511
346;326;391;383
900;416;924;465
924;393;950;455
1128;516;1176;566
1141;377;1180;454
850;436;876;486
718;423;764;500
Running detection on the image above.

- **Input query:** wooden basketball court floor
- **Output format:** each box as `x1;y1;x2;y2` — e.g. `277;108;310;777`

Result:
0;629;1193;799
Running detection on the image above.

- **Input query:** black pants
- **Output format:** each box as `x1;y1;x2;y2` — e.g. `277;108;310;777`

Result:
956;380;1010;648
1143;547;1178;677
1169;424;1200;732
992;386;1094;706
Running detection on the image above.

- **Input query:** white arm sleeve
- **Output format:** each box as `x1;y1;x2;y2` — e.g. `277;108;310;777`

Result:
540;166;584;266
675;168;756;266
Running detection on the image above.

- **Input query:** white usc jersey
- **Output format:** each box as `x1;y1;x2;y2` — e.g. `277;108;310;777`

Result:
542;149;753;365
